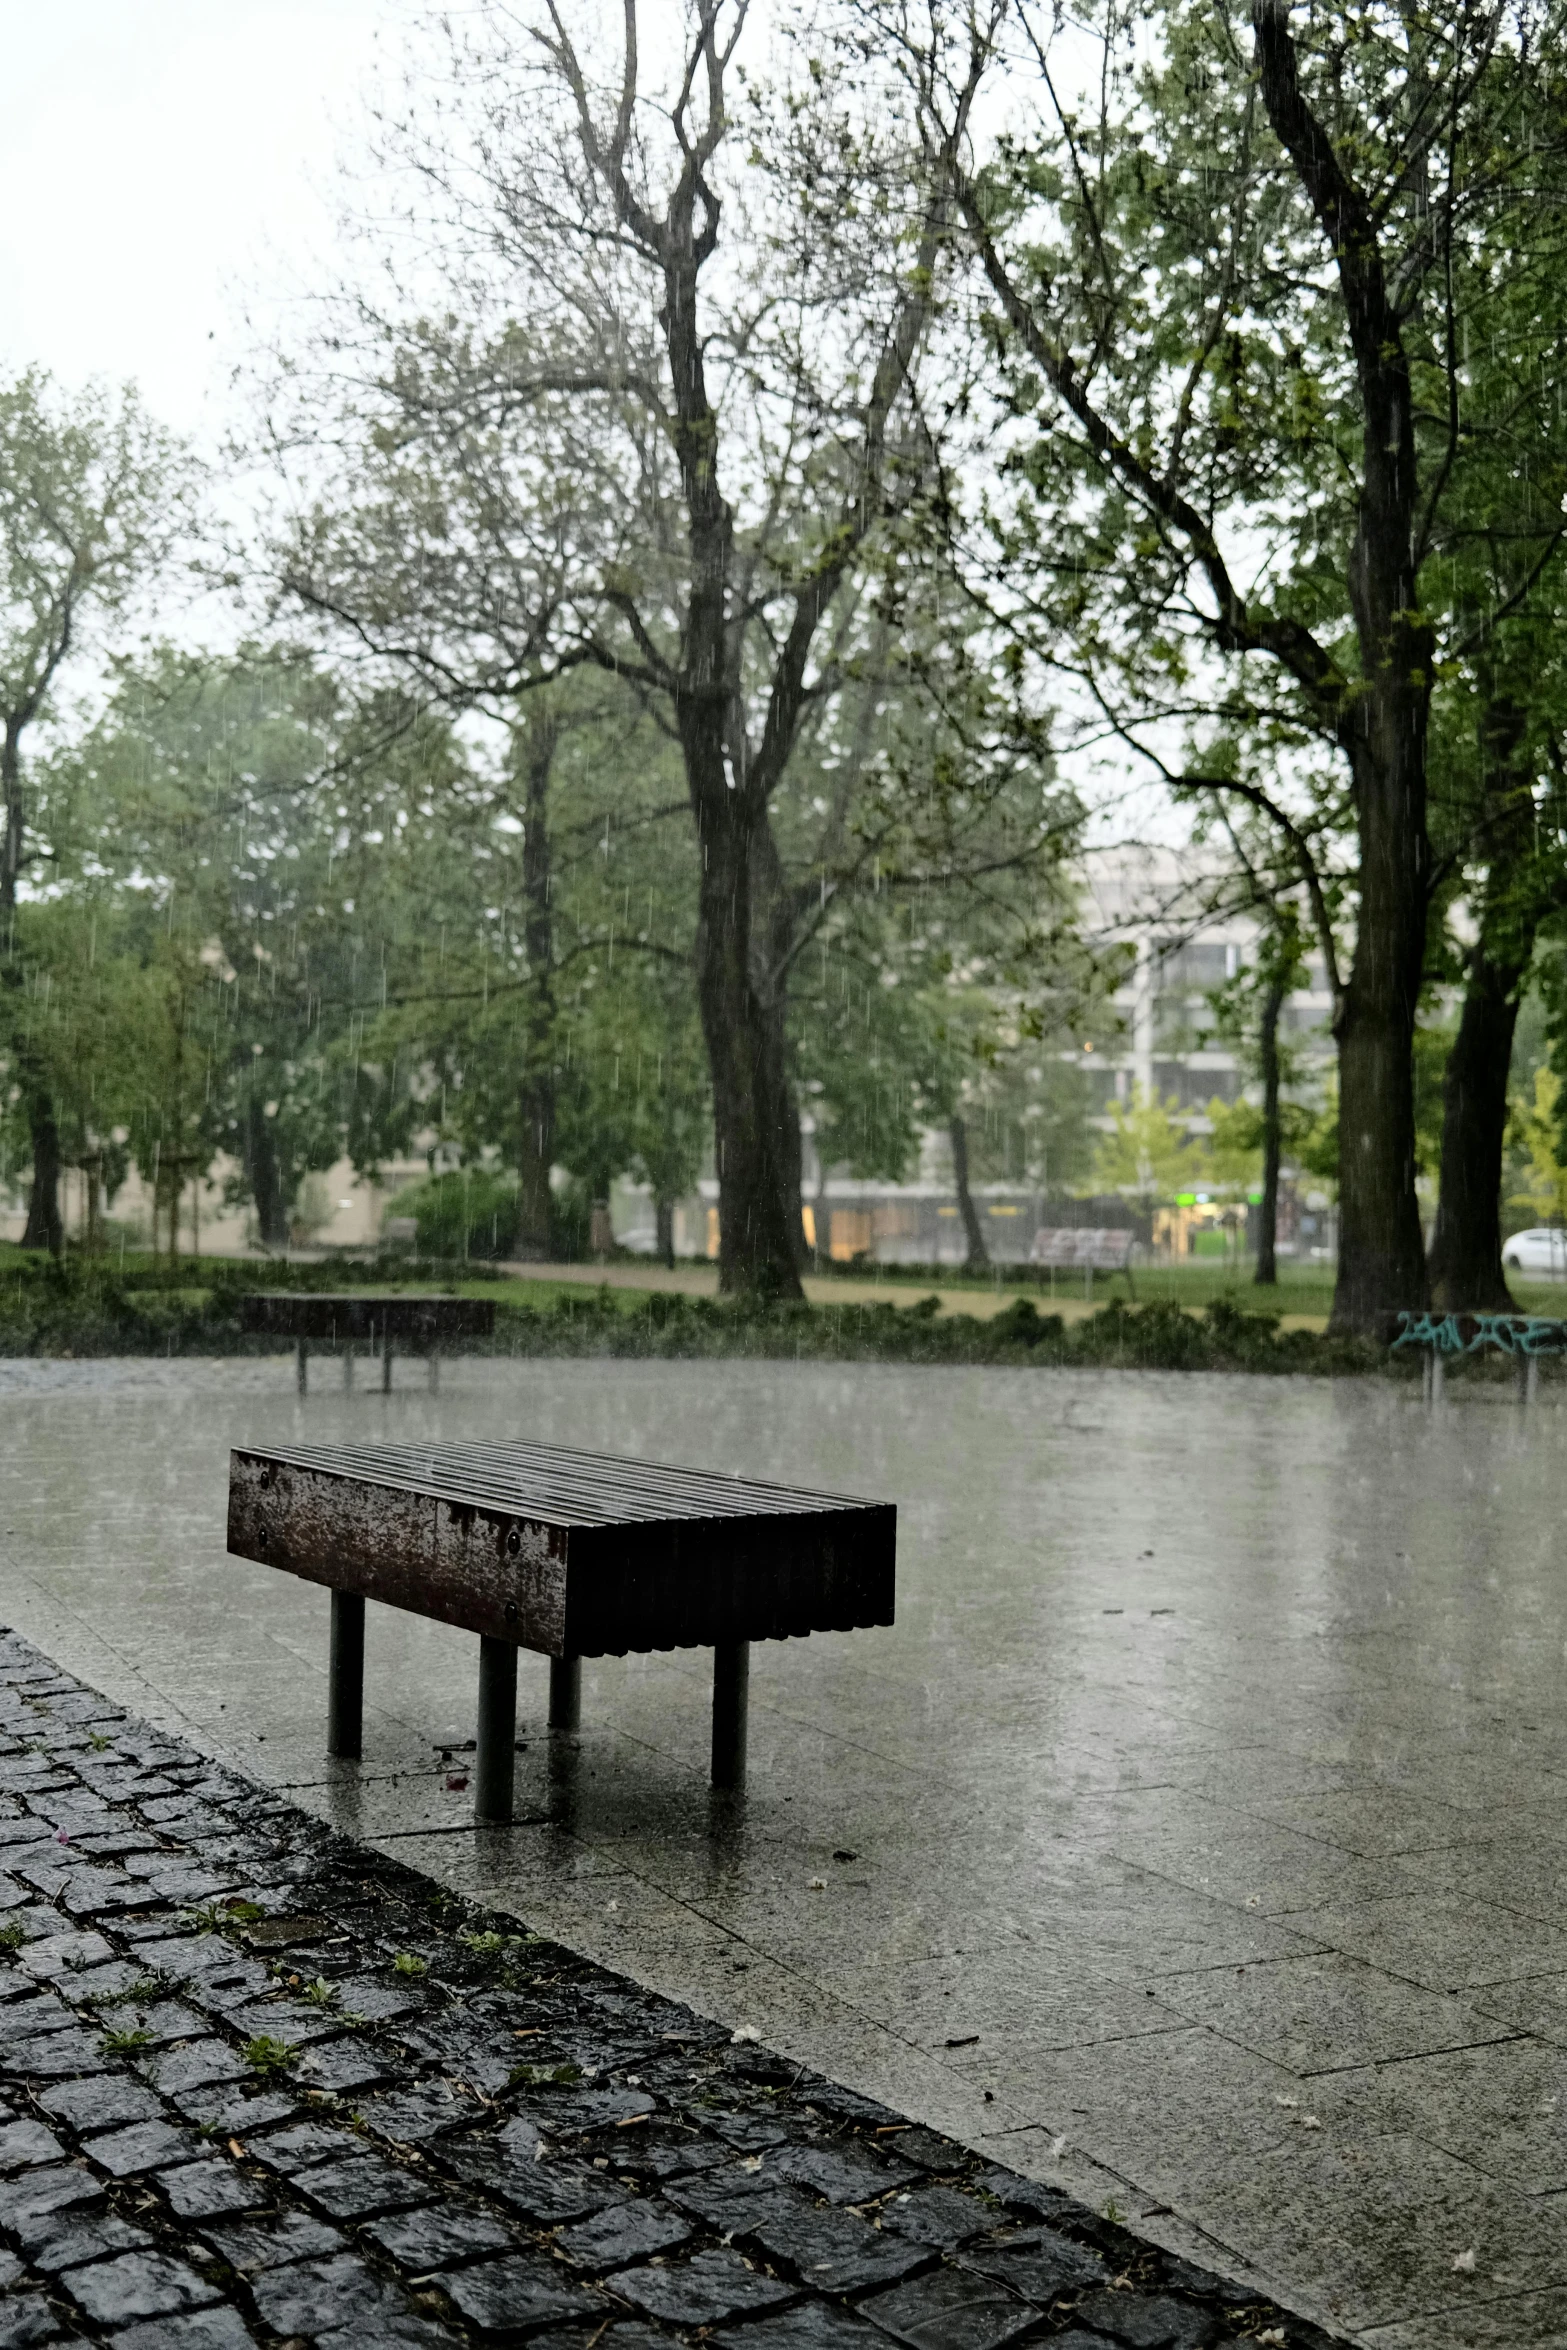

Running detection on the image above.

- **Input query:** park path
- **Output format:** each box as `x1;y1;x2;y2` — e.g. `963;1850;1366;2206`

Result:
1;1354;1552;2344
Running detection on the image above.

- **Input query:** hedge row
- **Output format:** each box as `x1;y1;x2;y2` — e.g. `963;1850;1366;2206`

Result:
0;1256;1394;1372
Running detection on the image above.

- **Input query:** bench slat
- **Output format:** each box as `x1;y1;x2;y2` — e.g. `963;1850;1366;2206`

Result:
257;1439;876;1526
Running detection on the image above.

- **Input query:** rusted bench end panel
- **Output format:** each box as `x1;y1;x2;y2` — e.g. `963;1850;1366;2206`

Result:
228;1451;568;1650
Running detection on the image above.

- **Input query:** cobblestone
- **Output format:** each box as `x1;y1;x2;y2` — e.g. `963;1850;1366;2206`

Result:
60;2248;221;2325
35;2084;160;2139
25;2213;151;2276
199;2211;346;2274
961;2234;1109;2301
157;2161;263;2222
615;2247;795;2328
85;2119;202;2178
861;2269;1045;2350
111;2311;255;2350
738;2195;929;2297
555;2196;692;2273
246;2249;429;2336
0;1630;1339;2348
361;2199;518;2271
882;2190;993;2254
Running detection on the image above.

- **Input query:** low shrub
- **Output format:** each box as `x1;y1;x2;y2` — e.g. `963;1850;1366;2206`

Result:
0;1247;1422;1377
386;1170;521;1262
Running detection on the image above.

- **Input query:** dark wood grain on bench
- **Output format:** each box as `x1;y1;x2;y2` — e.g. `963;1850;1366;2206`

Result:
226;1440;896;1808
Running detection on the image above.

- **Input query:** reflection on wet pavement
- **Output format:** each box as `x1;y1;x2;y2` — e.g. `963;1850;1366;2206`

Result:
2;1353;1563;2346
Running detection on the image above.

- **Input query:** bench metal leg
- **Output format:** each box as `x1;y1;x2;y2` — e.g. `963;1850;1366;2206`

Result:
382;1341;394;1396
549;1655;581;1732
343;1347;355;1393
476;1636;517;1822
1529;1353;1541;1405
296;1339;308;1397
328;1591;365;1760
428;1346;440;1394
711;1641;749;1789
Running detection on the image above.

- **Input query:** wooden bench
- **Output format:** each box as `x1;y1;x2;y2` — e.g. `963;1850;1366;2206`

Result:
238;1294;496;1395
1028;1227;1136;1297
226;1439;896;1810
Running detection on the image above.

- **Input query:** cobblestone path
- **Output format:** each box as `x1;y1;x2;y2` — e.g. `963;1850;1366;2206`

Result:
0;1631;1337;2350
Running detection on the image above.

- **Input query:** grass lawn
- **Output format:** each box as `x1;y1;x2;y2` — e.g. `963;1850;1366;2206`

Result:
337;1253;1567;1335
800;1255;1567;1327
475;1254;1344;1326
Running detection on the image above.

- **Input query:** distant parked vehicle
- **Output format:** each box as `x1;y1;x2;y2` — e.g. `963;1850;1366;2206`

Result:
1503;1227;1567;1278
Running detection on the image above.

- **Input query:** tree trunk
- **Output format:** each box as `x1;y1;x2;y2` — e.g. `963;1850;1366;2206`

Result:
84;1152;102;1254
659;200;804;1304
655;1195;675;1269
749;820;809;1272
1316;396;1433;1336
1254;968;1287;1287
949;1113;989;1272
689;766;805;1301
1428;691;1537;1311
22;1091;62;1255
516;715;557;1261
0;717;22;947
1253;6;1433;1337
244;1090;288;1249
160;1165;180;1264
1330;821;1429;1333
1318;424;1433;1335
1428;954;1523;1311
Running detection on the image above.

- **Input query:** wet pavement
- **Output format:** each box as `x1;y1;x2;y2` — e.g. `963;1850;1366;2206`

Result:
0;1356;1563;2346
0;1625;1317;2348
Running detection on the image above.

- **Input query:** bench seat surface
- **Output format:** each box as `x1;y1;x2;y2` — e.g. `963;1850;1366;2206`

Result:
239;1295;495;1342
228;1439;895;1657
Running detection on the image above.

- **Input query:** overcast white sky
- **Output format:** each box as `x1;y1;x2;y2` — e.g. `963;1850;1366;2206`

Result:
0;0;390;438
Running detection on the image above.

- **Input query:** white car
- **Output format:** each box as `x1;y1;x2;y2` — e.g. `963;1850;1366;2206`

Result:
1503;1227;1567;1278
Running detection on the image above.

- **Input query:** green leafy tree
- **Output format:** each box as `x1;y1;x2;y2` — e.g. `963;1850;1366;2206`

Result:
1202;888;1316;1283
1507;1066;1567;1226
344;678;704;1259
0;370;191;1249
54;649;424;1248
882;0;1567;1331
1096;1090;1205;1209
1203;1099;1262;1199
274;3;972;1300
0;896;136;1248
799;854;1099;1271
